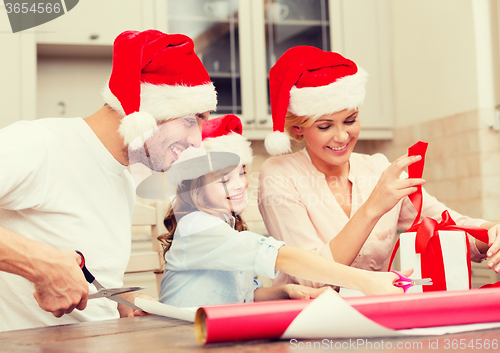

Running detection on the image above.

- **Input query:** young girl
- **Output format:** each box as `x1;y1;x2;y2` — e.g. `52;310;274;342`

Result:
157;115;408;308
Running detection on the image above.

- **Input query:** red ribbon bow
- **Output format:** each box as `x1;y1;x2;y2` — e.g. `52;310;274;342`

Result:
408;210;488;255
390;141;488;291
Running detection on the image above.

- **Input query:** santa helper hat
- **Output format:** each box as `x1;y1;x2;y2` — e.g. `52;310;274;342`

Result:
102;30;217;149
202;114;253;165
166;114;254;188
265;46;368;155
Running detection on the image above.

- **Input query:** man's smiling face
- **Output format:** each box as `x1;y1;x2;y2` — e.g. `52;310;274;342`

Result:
129;112;209;172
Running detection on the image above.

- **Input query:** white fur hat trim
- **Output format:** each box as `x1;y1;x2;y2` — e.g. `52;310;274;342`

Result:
102;81;217;121
118;111;158;149
264;130;292;156
203;133;254;166
289;68;368;119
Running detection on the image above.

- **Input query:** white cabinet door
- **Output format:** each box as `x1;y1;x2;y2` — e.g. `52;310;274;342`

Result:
0;3;36;129
36;0;155;46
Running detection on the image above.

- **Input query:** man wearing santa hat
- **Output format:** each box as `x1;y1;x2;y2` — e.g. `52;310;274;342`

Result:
0;29;217;331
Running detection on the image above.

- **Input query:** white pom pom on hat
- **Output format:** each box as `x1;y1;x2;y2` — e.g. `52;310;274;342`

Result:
264;130;291;156
118;112;158;151
266;46;367;155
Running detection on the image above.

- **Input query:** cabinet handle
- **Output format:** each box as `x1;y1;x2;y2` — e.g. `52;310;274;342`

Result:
259;119;268;124
89;34;99;40
246;120;255;124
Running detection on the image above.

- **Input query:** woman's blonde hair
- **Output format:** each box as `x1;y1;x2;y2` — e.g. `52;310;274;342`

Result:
158;171;248;256
284;111;315;142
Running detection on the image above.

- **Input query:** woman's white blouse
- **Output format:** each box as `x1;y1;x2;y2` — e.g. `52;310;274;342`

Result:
159;211;285;307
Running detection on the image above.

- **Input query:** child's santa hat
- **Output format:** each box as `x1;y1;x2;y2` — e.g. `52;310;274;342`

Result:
136;114;253;198
101;30;217;149
265;46;368;155
166;114;254;187
201;114;253;166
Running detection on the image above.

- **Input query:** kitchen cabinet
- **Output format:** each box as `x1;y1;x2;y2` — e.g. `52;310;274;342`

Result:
35;0;155;47
156;0;254;129
156;0;393;140
0;3;36;129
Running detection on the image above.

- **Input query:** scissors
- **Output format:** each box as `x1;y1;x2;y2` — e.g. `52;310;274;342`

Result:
76;251;145;311
391;270;433;293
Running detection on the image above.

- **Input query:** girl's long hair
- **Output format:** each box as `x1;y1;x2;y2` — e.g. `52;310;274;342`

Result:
158;173;248;257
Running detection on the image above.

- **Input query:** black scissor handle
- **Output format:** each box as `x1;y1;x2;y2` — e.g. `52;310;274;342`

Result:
75;250;95;284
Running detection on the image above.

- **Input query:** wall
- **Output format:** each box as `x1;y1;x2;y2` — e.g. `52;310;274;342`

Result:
391;0;480;127
356;110;488;219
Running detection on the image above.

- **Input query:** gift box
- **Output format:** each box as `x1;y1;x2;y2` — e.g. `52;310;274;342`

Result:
399;214;487;293
391;142;488;293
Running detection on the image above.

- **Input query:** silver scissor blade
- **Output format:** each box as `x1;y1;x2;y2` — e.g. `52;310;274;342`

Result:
412;278;433;286
88;286;147;299
107;294;144;312
91;278;106;291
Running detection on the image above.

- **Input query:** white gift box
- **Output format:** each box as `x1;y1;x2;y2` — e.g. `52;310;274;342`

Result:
399;230;470;293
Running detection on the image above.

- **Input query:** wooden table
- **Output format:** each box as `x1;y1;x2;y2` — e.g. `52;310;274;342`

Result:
0;315;499;353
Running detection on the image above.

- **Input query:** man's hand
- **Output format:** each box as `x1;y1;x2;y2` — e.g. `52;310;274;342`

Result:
32;249;89;317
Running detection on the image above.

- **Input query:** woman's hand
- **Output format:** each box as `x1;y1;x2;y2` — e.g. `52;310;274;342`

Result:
284;284;329;300
486;224;500;272
360;269;414;296
365;154;425;218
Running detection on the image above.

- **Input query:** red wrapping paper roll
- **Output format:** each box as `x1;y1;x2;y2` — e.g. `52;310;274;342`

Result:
347;287;500;329
195;299;308;344
194;287;500;345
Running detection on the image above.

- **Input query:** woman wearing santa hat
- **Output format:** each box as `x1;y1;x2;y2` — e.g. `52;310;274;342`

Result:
258;46;500;289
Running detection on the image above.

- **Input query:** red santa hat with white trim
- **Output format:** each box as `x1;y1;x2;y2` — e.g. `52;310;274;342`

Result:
101;30;217;149
201;114;253;166
265;46;368;155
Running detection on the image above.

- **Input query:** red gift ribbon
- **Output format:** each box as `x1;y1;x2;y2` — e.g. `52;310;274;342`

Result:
407;141;427;227
389;141;488;291
407;210;488;254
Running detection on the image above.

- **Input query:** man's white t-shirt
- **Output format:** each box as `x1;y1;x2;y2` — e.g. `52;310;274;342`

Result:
0;118;135;331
